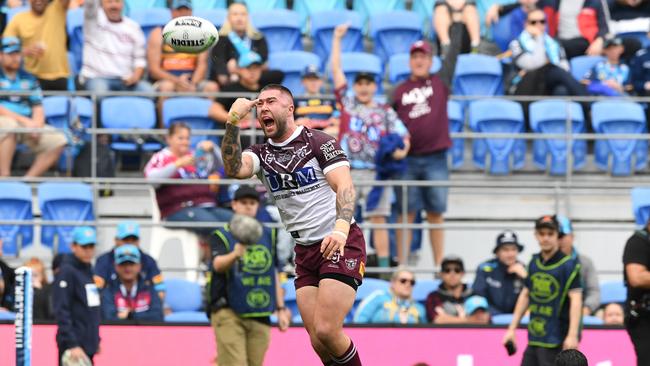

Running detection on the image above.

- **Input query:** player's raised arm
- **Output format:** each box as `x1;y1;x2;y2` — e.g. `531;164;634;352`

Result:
221;98;258;179
321;164;356;259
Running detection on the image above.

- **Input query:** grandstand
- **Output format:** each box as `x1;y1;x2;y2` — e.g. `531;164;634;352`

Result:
0;0;648;365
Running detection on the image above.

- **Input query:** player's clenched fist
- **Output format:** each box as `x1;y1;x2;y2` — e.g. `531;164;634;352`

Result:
228;98;259;126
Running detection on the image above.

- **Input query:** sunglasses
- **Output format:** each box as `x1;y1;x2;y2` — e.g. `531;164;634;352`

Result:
398;278;416;286
528;19;546;25
441;267;463;274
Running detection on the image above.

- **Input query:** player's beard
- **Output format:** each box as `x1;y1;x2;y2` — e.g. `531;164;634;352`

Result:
265;115;288;140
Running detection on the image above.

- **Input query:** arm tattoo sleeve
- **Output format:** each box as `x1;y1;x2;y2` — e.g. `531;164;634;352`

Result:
221;123;242;177
336;185;356;223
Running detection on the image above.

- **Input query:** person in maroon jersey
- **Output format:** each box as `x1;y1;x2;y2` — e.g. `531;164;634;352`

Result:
220;84;365;366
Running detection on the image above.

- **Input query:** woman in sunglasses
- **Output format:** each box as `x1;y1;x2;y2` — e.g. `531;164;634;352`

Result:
507;8;589;97
353;270;426;324
425;256;474;324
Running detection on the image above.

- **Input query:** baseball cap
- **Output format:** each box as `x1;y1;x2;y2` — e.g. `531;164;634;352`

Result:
464;296;489;315
234;185;260;201
493;230;524;253
409;40;432;55
604;36;623;48
72;226;96;246
1;37;21;54
116;221;140;240
170;0;192;9
354;72;376;84
441;255;464;271
114;244;141;264
535;215;559;232
301;64;321;79
238;51;262;68
556;215;573;237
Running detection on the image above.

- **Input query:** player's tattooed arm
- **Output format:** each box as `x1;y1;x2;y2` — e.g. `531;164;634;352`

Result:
336;185;355;224
222;123;243;177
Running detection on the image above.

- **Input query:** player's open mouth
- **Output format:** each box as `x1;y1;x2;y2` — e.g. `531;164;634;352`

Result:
261;116;275;128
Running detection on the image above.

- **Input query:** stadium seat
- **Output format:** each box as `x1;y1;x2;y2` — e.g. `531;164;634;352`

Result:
6;5;29;23
38;183;94;254
311;10;363;67
387;53;441;84
492;12;514;52
599;280;627;305
124;0;166;14
353;0;406;32
0;182;33;257
74;97;93;132
165;278;203;312
192;0;227;10
412;279;440;302
235;0;286;12
448;100;465;169
619;31;650;49
293;0;346;33
195;8;227;29
469;99;525;175
267;51;320;96
332;52;383;93
66;8;84;75
592;101;647;176
570;55;605;81
582;315;604;325
369;11;422;64
411;0;436;38
631;187;650;226
250;10;302;53
162;97;215;147
529;100;586;175
101;97;161;153
129;8;171;40
355;278;389;303
453;54;504;97
43;96;70;130
492;313;529;325
0;311;16;321
165;311;209;323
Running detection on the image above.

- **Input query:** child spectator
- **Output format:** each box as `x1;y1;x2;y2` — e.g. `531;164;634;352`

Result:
24;257;54;320
294;65;339;137
353;269;427;324
602;302;624;325
584;36;632;96
426;256;473;324
434;0;482;54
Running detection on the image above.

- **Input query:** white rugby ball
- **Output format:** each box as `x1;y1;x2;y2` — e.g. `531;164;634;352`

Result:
162;16;219;53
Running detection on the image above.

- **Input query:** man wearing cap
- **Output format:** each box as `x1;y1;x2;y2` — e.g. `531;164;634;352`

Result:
293;64;339;136
0;36;66;177
94;221;165;302
80;0;153;94
425;255;473;324
557;216;600;315
503;215;583;366
391;37;462;269
583;36;632;96
207;185;290;366
331;24;410;271
100;244;164;322
464;295;491;324
53;226;100;365
473;230;527;315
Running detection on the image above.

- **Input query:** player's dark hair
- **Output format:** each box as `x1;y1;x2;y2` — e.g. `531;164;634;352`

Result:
554;349;588;366
168;122;191;136
260;84;294;102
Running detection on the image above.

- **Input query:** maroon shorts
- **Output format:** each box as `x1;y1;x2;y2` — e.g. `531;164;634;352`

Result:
294;223;367;290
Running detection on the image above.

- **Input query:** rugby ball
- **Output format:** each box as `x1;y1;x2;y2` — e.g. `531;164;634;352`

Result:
162;16;219;53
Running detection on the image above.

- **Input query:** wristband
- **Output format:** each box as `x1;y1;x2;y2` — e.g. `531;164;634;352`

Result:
331;230;348;240
228;111;241;126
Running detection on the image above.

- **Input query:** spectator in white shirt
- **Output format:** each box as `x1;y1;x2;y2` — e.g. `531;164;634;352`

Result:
80;0;152;93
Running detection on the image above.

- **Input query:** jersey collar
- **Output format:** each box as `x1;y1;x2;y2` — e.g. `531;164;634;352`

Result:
268;126;303;147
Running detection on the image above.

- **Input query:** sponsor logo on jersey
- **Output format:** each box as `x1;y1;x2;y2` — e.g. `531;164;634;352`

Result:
266;167;317;192
320;140;344;161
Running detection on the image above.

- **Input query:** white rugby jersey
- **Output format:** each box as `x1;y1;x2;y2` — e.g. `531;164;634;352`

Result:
244;126;349;245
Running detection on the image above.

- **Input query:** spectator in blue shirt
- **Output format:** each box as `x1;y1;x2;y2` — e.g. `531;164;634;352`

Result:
584;36;632;96
0;36;66;177
353;269;426;324
473;230;527;315
100;244;164;322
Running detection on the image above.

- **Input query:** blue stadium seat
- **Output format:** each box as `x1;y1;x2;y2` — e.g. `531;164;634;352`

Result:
236;0;286;12
129;8;171;40
6;5;29;23
600;281;627;305
311;10;363;67
453;54;504;97
582;315;604;325
38;183;94;254
166;278;203;312
369;11;422;64
0;182;33;256
165;311;209;323
387;53;441;84
66;9;84;75
411;0;436;38
631;187;650;226
124;0;166;14
353;0;406;32
195;8;227;29
469;99;525;175
491;313;513;325
619;31;650;49
250;10;302;53
529;100;586;175
492;12;514;52
268;51;320;96
570;55;605;81
592;101;647;176
43;96;70;129
101;97;160;153
192;0;227;10
162;97;214;147
448;100;465;169
412;279;440;302
74;97;93;132
355;278;390;302
0;311;16;321
293;0;346;33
